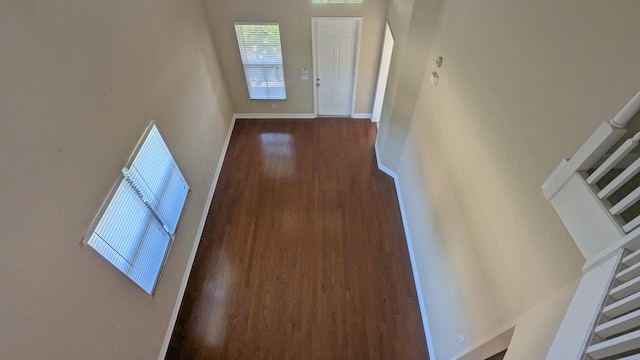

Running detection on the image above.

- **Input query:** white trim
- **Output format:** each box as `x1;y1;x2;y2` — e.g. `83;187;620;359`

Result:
350;18;363;117
375;142;393;176
311;19;319;117
311;17;363;117
234;113;316;119
371;21;394;123
374;143;437;360
351;113;372;119
157;114;237;360
234;23;287;101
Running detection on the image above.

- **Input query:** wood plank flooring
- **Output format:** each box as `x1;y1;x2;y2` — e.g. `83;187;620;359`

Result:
166;118;428;359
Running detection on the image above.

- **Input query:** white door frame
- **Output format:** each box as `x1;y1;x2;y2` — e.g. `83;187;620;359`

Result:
311;17;363;117
371;21;394;122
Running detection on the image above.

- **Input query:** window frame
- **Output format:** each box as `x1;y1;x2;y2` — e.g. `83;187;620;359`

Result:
234;22;287;101
82;121;189;295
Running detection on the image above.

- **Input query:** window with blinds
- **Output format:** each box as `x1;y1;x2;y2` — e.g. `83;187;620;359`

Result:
234;22;287;100
84;122;189;294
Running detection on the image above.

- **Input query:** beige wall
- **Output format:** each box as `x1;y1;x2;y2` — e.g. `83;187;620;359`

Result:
377;0;443;171
0;0;232;358
381;0;640;358
504;279;579;360
204;0;387;115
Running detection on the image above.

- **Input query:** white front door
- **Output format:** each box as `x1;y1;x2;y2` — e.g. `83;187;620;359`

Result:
312;18;361;116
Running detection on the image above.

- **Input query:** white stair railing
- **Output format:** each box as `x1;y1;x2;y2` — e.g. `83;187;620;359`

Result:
585;249;640;359
585;132;640;234
542;91;640;260
544;90;640;359
543;91;640;201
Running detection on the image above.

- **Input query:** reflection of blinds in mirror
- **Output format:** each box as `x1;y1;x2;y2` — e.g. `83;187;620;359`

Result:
85;122;189;294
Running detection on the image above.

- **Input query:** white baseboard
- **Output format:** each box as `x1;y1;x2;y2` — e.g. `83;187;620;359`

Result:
374;142;437;360
234;112;316;119
157;114;237;360
234;112;374;120
374;142;394;177
351;112;372;119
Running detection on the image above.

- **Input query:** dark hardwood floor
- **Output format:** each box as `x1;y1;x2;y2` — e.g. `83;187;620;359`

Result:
167;118;428;359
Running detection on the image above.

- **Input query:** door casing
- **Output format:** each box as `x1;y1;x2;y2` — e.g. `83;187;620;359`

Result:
371;21;394;123
311;17;363;117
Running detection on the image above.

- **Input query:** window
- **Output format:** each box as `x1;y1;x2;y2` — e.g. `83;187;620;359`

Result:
84;122;189;294
234;22;286;100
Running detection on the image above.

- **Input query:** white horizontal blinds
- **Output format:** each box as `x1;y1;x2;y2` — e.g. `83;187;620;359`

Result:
125;216;170;293
122;167;165;231
234;23;286;100
87;180;171;293
155;165;190;233
87;181;152;271
125;125;189;235
86;122;189;294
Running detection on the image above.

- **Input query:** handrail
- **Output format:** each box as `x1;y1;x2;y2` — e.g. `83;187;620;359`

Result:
583;224;640;273
610;91;640;128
